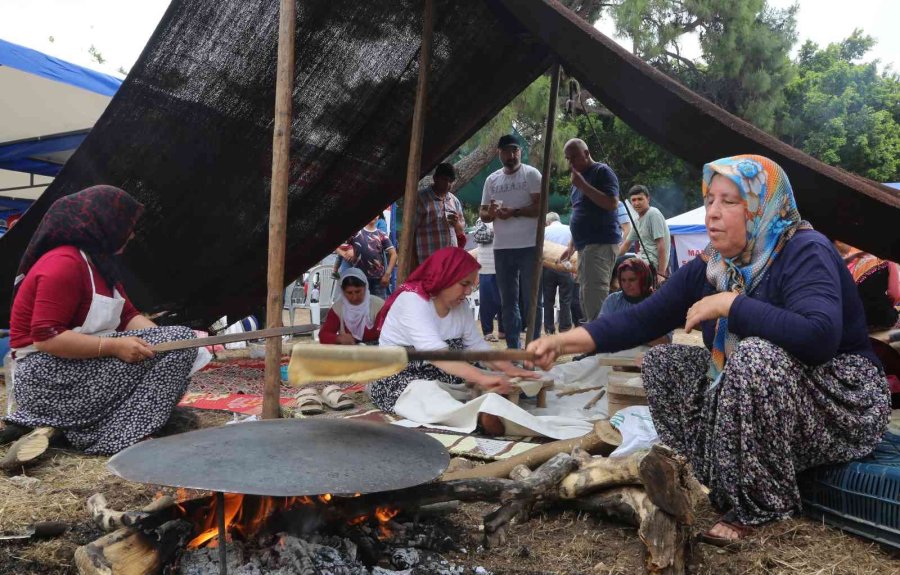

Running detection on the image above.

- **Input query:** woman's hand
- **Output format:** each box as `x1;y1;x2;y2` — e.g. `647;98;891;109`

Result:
336;333;356;345
474;373;513;395
685;292;739;333
107;336;155;363
502;365;542;379
526;334;564;370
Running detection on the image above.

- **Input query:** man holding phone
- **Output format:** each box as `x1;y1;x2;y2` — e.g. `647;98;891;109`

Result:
415;162;466;264
480;134;543;349
559;138;622;321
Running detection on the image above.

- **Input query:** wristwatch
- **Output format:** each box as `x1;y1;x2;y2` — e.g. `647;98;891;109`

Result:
513;208;521;217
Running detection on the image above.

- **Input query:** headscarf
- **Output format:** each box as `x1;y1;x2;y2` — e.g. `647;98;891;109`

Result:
701;155;812;381
845;247;889;286
338;268;374;341
14;186;143;298
375;247;480;329
615;257;653;303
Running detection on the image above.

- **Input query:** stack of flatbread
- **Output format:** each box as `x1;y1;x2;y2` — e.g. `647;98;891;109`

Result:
469;243;577;275
542;240;578;274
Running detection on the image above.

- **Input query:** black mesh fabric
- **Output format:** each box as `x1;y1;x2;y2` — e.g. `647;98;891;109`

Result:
0;0;551;325
1;0;897;326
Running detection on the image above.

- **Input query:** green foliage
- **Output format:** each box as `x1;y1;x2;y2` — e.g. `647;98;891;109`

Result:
551;114;700;216
778;30;900;181
464;75;578;172
611;0;798;131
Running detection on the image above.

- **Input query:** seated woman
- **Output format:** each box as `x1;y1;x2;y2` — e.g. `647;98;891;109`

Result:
527;155;889;542
2;186;199;455
369;247;544;436
833;241;899;330
600;256;670;346
318;268;384;345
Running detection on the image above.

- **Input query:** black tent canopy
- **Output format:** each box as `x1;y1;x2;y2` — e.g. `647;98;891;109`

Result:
0;0;897;326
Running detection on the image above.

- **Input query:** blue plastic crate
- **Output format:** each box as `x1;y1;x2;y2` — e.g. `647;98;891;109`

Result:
799;433;900;549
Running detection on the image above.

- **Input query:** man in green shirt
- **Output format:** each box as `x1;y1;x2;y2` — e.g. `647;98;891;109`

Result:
618;185;670;283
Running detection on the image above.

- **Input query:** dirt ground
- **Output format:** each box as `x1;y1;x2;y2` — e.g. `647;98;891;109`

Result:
1;328;899;574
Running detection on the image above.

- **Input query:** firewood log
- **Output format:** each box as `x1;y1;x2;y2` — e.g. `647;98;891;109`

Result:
638;444;696;525
570;487;689;575
0;427;58;471
87;493;178;532
483;453;577;548
441;420;616;480
558;451;644;499
74;520;192;575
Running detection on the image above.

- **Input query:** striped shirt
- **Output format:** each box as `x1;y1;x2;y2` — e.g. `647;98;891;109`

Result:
415;186;464;262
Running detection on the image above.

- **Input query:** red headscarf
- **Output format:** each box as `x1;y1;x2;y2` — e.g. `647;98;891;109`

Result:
375;247;480;329
616;257;653;302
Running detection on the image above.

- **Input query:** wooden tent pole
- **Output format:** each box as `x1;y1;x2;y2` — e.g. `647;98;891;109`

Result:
525;63;561;347
262;0;297;420
397;0;435;283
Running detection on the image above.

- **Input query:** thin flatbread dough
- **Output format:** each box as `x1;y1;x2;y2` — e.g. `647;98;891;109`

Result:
288;345;409;385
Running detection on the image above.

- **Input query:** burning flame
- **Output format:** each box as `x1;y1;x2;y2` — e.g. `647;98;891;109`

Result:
182;492;401;550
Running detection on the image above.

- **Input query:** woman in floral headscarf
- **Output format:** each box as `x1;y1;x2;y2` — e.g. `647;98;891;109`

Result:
527;155;889;541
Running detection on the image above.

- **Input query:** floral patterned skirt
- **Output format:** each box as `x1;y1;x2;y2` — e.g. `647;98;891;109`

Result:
642;338;890;525
368;338;465;413
6;326;197;455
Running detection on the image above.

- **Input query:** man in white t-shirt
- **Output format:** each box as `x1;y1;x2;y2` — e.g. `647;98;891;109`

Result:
479;134;543;349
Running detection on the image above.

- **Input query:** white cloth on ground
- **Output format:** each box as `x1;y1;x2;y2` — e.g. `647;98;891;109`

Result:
392;380;593;440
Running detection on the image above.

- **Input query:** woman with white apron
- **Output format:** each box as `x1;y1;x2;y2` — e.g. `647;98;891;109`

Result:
3;186;199;455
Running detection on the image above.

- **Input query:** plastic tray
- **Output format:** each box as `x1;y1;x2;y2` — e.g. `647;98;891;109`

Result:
799;433;900;549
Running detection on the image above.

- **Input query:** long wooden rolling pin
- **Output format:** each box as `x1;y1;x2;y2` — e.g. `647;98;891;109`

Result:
151;325;316;352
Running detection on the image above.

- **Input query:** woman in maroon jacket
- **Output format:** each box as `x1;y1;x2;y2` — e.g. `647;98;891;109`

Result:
3;186;198;455
317;268;383;345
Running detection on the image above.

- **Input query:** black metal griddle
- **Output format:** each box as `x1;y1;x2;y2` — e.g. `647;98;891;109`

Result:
107;418;449;575
108;418;449;496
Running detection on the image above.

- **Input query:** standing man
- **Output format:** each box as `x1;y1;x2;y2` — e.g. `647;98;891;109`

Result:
480;134;543;349
619;185;670;282
560;138;621;321
351;215;397;298
542;212;574;334
415;162;466;264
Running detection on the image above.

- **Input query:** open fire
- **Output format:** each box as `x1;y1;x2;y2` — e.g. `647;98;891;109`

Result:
175;490;402;551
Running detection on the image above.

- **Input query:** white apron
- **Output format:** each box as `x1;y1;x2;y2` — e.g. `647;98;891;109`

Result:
8;251;124;414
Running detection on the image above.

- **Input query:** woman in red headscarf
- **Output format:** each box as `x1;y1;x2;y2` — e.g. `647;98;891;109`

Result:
3;186;200;456
369;247;538;435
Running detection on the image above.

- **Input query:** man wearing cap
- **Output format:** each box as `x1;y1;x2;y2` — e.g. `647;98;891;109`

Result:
560;138;621;321
415;162;466;264
480;134;543;349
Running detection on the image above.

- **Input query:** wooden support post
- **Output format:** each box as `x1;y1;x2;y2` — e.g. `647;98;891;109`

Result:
397;0;434;283
525;63;561;346
262;0;296;420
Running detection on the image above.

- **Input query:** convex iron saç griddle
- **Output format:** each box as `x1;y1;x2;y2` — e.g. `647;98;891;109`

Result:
107;419;449;496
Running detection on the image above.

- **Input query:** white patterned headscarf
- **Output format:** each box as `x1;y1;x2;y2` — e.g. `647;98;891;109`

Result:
338;268;373;341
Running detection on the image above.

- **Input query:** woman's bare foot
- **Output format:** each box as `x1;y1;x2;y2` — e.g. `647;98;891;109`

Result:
478;413;505;436
699;513;753;548
707;521;744;540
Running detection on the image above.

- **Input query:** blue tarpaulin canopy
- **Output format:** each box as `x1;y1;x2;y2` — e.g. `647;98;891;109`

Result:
0;38;121;199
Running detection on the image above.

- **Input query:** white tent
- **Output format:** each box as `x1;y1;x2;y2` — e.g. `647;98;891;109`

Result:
0;38;121;201
666;205;707;270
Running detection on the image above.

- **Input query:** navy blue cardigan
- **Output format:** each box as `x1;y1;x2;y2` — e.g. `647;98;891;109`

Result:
584;230;880;368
